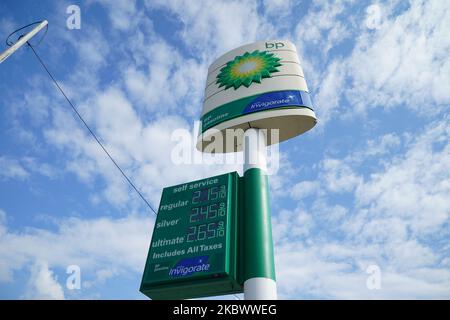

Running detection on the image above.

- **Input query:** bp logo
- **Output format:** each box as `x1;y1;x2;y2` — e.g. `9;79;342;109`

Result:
216;50;282;90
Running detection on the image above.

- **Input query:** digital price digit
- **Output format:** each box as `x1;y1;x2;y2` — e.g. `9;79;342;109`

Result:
187;226;196;242
208;203;217;219
192;189;208;204
199;205;208;221
191;190;201;204
197;224;207;241
206;222;216;238
209;186;218;201
190;207;198;223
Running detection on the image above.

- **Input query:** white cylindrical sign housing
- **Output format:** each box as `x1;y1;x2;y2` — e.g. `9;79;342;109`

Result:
197;40;317;153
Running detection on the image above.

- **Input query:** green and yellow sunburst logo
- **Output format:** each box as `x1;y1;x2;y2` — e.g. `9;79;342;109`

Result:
216;50;282;90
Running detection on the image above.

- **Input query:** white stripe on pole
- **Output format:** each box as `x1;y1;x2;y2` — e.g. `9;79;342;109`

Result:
243;128;267;173
243;128;277;300
244;277;277;300
0;20;48;64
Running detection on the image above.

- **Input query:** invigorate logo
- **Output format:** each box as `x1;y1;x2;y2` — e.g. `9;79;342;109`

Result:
169;255;210;277
243;90;313;114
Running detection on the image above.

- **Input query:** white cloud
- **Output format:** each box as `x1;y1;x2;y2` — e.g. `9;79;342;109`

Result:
0;156;29;180
290;1;357;124
274;238;450;299
345;1;450;116
320;158;362;193
357;217;407;243
83;268;120;289
77;31;110;67
57;25;110;70
146;0;276;57
290;180;320;200
0;154;56;182
263;0;293;14
275;241;369;299
386;240;437;270
312;59;347;124
123;40;206;116
312;199;349;224
97;0;138;31
294;0;352;57
0;209;153;287
272;207;314;244
363;133;401;158
355;117;450;235
23;261;65;300
273;117;450;299
294;1;450;123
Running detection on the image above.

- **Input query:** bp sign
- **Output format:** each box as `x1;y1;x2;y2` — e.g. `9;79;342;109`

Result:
140;172;242;300
141;39;317;301
197;40;317;153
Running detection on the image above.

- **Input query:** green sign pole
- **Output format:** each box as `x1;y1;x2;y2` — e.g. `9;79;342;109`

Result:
242;128;277;299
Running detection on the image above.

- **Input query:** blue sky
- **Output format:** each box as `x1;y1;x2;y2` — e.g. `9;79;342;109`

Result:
0;0;449;299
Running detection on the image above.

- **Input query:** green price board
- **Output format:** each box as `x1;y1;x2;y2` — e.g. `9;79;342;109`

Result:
140;172;242;299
